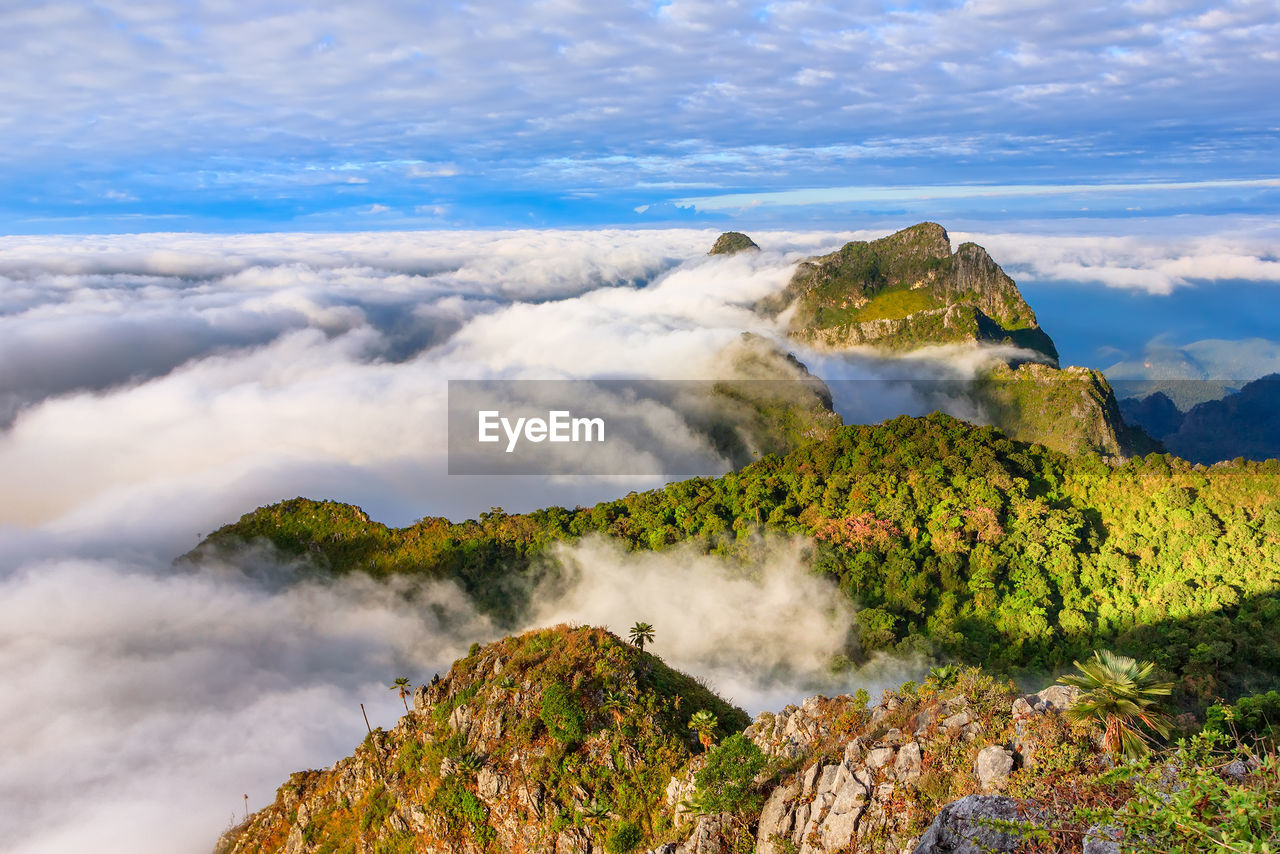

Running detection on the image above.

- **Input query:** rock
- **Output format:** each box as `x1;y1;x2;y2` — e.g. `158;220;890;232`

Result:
476;766;507;802
866;746;896;770
942;709;973;731
1034;685;1080;713
1222;758;1251;781
895;742;923;784
975;745;1015;791
755;780;801;854
678;813;732;854
913;795;1040;854
1082;824;1122;854
1011;696;1036;718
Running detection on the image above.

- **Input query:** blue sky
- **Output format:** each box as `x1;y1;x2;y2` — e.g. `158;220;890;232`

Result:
2;0;1277;232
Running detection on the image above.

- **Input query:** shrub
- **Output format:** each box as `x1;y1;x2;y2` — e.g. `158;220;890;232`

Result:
540;682;584;744
693;733;767;815
605;820;643;853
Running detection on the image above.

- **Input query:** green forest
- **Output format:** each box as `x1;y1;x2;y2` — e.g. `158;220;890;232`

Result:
195;413;1280;711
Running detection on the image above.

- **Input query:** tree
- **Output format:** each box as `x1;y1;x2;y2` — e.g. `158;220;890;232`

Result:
390;677;412;713
1059;649;1173;759
628;622;655;651
688;709;718;751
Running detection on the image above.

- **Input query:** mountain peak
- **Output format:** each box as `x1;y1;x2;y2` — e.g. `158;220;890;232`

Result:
708;231;760;255
766;222;1057;363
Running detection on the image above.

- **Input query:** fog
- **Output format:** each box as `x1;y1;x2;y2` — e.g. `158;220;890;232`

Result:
2;225;1273;852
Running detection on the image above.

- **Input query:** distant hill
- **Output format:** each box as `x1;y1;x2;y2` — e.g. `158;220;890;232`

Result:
1121;373;1280;464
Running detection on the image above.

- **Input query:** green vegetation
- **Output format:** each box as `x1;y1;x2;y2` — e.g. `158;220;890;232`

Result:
691;733;766;815
687;709;718;752
707;232;759;255
1060;650;1173;759
1076;731;1279;854
1206;690;1280;748
761;222;1056;360
389;677;411;713
196;413;1280;711
225;626;750;854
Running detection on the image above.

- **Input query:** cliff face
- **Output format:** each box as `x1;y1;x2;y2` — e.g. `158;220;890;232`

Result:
977;363;1160;458
768;223;1058;364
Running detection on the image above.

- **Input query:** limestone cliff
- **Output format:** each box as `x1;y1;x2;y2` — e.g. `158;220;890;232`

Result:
765;223;1058;363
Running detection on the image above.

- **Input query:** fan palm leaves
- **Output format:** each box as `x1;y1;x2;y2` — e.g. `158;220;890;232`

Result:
1060;649;1174;759
390;677;412;713
688;709;718;751
628;622;655;651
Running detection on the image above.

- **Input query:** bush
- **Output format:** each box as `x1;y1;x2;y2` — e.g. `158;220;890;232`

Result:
693;733;767;815
540;683;584;744
605;820;643;853
1205;691;1280;747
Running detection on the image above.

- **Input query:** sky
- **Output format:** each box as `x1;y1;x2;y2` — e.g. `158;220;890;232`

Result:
2;0;1278;231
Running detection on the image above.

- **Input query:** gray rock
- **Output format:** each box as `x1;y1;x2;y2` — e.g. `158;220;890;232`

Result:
1035;684;1080;712
942;709;973;730
975;745;1015;791
1082;824;1122;854
913;795;1040;854
895;741;923;784
866;746;896;770
755;780;801;854
1223;758;1251;781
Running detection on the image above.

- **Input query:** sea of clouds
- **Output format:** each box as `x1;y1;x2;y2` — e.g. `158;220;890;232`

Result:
2;225;1278;853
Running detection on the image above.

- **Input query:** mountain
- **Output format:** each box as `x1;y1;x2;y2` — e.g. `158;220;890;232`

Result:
749;223;1153;457
763;223;1058;363
215;625;748;854
191;413;1280;706
707;231;760;255
976;363;1160;457
216;627;1271;854
1121;374;1280;464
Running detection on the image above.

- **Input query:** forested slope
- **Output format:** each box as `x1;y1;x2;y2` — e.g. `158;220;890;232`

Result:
193;414;1280;707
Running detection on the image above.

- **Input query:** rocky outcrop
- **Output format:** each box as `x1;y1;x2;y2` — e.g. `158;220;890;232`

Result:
769;223;1058;363
708;232;760;255
976;362;1159;457
217;626;748;854
912;795;1042;854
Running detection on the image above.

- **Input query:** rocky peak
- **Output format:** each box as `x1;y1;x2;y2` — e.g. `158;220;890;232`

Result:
765;222;1057;364
708;232;760;255
216;625;748;854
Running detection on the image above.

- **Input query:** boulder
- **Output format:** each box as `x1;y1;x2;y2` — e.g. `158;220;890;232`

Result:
1082;824;1122;854
913;795;1040;854
975;745;1015;791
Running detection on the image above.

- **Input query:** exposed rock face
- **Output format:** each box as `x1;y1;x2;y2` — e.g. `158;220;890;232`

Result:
912;795;1041;854
708;232;760;255
769;222;1058;363
976;362;1159;457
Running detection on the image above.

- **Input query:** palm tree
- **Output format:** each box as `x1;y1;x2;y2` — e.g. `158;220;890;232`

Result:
688;709;718;751
628;621;655;651
390;677;412;713
1059;649;1174;759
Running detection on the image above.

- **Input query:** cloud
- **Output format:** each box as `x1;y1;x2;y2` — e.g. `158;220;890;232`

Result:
529;535;917;714
0;549;495;854
956;222;1280;294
